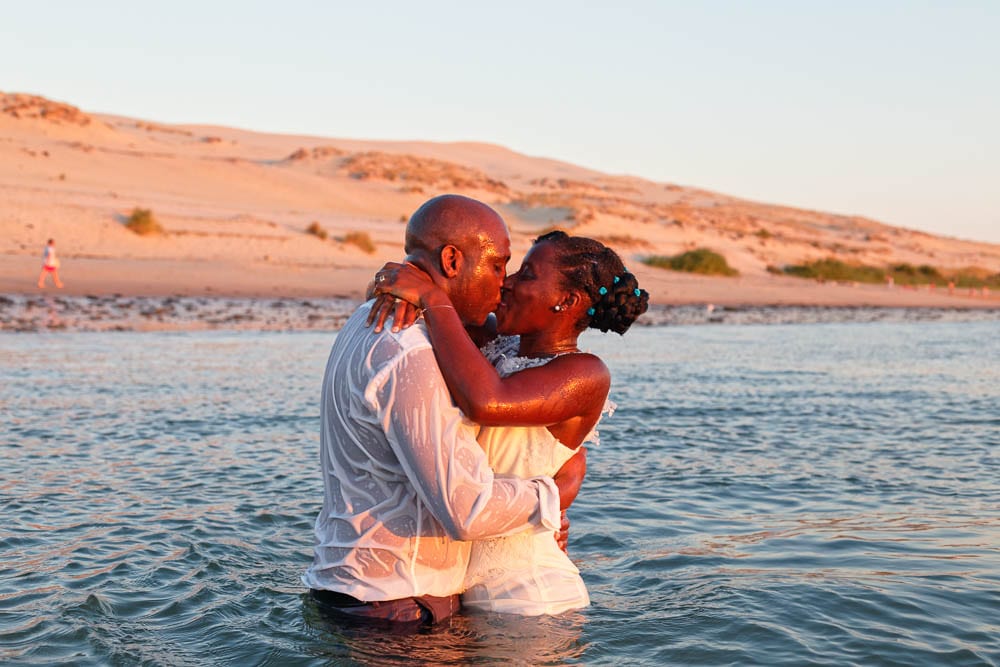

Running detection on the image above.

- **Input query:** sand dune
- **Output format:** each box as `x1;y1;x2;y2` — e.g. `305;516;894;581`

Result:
2;91;998;308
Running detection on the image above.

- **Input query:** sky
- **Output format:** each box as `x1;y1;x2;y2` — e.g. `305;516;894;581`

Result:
3;1;998;243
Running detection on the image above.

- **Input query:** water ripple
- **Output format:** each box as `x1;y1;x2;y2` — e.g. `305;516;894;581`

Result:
1;323;999;664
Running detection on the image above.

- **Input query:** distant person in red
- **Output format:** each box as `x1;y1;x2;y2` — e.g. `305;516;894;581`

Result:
38;238;64;289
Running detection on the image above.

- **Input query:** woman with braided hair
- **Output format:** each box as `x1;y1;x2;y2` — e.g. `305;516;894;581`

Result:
370;230;648;616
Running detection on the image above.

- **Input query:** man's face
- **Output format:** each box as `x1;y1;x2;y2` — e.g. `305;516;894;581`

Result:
450;231;511;326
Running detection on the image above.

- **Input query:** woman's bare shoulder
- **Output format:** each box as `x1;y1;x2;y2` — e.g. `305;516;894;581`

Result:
536;352;611;392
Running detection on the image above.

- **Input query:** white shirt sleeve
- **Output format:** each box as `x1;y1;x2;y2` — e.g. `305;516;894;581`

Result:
369;344;561;541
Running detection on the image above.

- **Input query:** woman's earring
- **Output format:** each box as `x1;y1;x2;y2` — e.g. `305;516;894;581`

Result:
553;304;562;312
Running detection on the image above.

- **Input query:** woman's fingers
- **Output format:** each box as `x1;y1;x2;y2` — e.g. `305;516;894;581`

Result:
368;293;397;332
368;261;437;328
369;294;424;333
402;302;421;330
390;299;423;333
389;298;408;333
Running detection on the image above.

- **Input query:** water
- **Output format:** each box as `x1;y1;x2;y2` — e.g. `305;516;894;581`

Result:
1;321;998;665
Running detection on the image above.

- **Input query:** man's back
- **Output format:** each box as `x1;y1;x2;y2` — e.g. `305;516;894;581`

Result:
303;303;559;601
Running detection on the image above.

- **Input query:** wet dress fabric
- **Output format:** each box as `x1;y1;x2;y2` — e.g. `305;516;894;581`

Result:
462;336;609;616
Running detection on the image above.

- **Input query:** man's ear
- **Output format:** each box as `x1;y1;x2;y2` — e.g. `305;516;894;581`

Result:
438;244;463;278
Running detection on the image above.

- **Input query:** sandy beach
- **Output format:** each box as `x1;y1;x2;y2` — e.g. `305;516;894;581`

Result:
3;92;999;322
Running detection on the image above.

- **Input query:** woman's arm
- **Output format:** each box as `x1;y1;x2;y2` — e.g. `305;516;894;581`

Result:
553;447;586;510
375;263;610;427
553;447;586;553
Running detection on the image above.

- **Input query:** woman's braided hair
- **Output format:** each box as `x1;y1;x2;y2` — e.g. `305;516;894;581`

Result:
535;230;649;334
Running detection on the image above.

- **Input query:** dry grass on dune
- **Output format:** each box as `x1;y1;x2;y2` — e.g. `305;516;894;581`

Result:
339;151;512;196
2;93;94;126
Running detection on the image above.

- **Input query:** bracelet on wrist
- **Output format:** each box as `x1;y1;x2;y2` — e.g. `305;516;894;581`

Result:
420;304;455;315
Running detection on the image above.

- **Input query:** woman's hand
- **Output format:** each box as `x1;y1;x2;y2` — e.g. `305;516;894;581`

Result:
367;294;422;333
372;262;440;305
366;261;447;332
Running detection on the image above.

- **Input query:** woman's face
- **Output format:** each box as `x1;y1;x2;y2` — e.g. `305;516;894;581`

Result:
495;241;567;335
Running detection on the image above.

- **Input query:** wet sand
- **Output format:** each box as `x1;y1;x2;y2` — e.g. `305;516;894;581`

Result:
2;292;996;334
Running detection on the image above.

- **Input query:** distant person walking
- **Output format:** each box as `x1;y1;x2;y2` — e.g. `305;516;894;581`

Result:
38;239;64;289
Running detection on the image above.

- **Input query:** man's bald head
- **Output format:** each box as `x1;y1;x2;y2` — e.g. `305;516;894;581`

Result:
404;194;507;259
403;194;511;326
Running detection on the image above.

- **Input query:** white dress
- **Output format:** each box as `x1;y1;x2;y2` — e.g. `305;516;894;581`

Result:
462;336;609;616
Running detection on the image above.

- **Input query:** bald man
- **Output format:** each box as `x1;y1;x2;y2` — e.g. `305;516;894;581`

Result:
302;195;565;625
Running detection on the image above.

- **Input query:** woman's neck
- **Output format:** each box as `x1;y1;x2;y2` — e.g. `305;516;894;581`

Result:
516;331;580;358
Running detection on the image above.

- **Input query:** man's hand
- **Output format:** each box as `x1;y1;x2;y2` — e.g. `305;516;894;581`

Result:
556;509;570;554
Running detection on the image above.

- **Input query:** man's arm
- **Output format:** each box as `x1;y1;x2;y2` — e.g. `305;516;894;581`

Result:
371;343;562;541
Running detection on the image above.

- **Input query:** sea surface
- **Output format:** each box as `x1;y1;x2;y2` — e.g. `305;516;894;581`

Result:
1;319;998;665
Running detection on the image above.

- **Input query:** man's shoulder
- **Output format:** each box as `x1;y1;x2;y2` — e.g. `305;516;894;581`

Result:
338;304;433;362
392;319;433;351
347;312;445;406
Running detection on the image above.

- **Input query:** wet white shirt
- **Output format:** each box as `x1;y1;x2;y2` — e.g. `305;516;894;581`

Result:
302;302;561;601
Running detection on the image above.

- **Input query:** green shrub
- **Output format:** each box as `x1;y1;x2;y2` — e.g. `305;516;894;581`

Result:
642;248;739;277
782;258;884;283
780;258;1000;288
341;230;376;254
890;263;945;286
124;208;163;235
306;221;328;240
950;270;1000;289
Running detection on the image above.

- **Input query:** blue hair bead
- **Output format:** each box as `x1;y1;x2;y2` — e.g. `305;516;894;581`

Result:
634;288;641;296
598;286;608;295
614;276;620;284
587;307;595;316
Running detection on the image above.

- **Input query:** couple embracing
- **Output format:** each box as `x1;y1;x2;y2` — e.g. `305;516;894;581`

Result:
302;195;648;625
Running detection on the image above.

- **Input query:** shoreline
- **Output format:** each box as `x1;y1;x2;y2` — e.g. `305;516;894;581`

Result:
4;253;997;307
3;292;997;333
